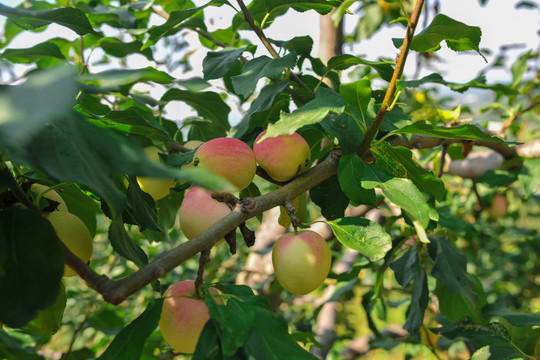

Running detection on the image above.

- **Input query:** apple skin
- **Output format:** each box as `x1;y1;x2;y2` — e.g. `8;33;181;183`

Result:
179;186;232;242
253;130;310;182
272;230;331;295
159;280;218;354
31;183;68;212
46;211;93;277
193;137;256;191
137;146;176;200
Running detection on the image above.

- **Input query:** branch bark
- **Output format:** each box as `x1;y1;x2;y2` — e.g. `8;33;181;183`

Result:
357;0;425;157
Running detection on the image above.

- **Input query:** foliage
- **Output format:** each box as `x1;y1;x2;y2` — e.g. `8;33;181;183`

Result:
0;0;539;359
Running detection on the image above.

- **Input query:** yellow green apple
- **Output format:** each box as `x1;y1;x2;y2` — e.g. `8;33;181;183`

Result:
46;211;93;277
159;280;218;354
31;183;68;212
272;230;331;295
193;137;256;191
253;130;310;182
179;186;232;242
136;146;176;200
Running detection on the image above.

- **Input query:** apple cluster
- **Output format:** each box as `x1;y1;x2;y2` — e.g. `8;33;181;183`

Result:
158;131;333;354
30;184;93;277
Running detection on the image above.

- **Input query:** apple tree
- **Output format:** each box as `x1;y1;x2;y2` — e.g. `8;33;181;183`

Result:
0;0;539;359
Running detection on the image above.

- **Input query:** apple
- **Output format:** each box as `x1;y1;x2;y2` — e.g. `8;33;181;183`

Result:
488;193;508;219
253;130;310;182
46;211;93;277
272;230;331;295
31;183;68;212
136;146;176;200
179;186;232;242
159;280;218;354
193;137;256;191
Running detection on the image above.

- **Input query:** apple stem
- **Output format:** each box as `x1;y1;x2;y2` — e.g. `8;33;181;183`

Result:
283;200;301;232
195;249;211;296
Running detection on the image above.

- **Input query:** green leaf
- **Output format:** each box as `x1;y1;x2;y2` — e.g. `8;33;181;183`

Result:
99;38;153;60
142;5;206;50
340;79;372;123
265;0;339;16
327;217;391;261
310;175;349;220
205;297;256;356
1;113;192;215
231;53;297;98
482;303;540;327
22;283;66;336
337;153;376;206
0;66;78;146
82;67;175;89
371;142;446;201
389;248;429;333
95;109;171;141
273;35;313;57
161;89;231;133
427;237;476;302
263;87;345;140
0;331;45;360
0;42;65;63
0;4;96;35
0;207;64;328
196;284;316;359
232;80;290;138
431;318;511;344
390;120;508;145
436;274;487;323
398;73;519;95
243;307;318;359
203;45;254;80
108;217;148;267
125;179;161;232
363;165;431;228
321;113;364;154
325;54;395;82
96;300;163;360
518;158;540;198
470;345;523;360
394;14;485;59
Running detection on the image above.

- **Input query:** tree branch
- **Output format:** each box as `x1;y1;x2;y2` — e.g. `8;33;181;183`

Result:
357;0;425;157
67;150;342;305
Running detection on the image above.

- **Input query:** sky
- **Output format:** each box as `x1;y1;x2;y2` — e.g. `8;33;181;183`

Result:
1;0;539;123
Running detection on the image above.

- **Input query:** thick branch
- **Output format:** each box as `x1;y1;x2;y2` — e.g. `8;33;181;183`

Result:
357;0;425;157
67;150;341;305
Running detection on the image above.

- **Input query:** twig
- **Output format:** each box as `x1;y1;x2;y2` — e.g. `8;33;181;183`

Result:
80;35;88;76
471;181;484;211
235;0;314;96
357;0;425;157
437;144;448;178
195;249;211;295
64;303;94;359
499;98;540;135
283;200;301;231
